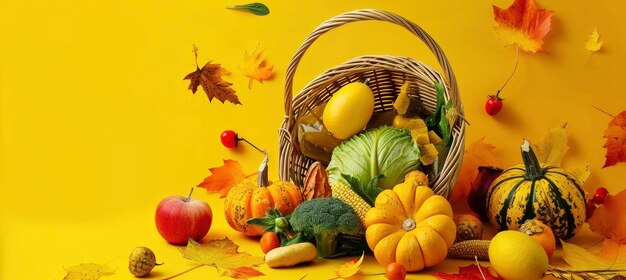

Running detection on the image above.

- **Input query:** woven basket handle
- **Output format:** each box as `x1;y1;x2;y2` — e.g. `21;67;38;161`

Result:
284;9;460;124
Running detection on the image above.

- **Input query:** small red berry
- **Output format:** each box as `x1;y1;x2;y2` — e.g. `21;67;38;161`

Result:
485;95;503;116
586;199;596;219
592;187;609;205
220;130;238;149
386;262;407;280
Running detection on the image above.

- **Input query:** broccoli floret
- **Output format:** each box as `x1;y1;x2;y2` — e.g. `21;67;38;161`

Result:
289;198;364;257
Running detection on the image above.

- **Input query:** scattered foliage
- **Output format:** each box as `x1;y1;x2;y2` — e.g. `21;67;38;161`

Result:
63;263;114;280
184;45;240;104
493;0;553;53
198;159;249;198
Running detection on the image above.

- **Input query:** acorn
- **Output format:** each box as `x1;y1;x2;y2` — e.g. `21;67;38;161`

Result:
129;246;159;277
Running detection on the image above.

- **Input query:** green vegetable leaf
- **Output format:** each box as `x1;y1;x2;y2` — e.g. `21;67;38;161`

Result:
341;174;384;206
327;126;420;190
439;101;453;148
426;82;446;129
226;2;270;16
246;208;284;231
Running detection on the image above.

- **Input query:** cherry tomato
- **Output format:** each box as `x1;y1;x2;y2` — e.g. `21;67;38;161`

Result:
220;130;238;149
485;96;503;116
586;199;596;220
386;262;407;280
592;187;609;205
260;232;280;254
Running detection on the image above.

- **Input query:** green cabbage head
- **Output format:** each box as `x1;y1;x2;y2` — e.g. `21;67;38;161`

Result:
327;126;420;189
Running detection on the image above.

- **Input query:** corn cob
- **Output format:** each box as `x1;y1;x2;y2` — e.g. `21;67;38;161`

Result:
331;182;371;228
447;240;490;260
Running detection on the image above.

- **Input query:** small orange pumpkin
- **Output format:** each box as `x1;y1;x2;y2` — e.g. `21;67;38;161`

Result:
520;219;556;259
224;157;302;236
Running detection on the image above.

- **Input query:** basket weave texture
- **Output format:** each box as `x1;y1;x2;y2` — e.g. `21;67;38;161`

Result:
278;9;465;198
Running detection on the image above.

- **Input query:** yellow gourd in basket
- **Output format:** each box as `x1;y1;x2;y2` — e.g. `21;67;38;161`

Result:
322;81;375;140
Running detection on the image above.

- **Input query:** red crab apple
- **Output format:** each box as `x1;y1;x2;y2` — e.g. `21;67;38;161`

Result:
155;188;212;245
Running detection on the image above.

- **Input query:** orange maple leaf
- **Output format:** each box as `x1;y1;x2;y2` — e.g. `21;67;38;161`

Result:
221;266;265;279
334;252;364;279
493;0;553;53
602;111;626;168
243;46;274;89
449;138;499;207
184;45;241;104
588;189;626;244
198;159;248;198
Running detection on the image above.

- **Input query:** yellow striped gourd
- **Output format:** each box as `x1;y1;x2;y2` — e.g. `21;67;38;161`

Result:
486;140;586;239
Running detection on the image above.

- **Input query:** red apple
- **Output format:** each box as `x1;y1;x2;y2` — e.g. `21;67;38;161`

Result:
155;188;212;245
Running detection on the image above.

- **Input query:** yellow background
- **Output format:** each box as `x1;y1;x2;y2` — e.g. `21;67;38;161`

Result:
1;0;624;279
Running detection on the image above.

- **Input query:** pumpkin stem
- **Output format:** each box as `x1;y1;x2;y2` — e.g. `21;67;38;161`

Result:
402;218;416;232
258;153;269;187
521;139;544;180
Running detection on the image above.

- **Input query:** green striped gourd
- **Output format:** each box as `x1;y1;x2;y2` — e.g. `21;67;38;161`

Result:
486;140;586;239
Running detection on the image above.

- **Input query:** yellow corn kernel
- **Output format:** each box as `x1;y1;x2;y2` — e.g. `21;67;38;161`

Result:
447;240;490;260
331;182;371;228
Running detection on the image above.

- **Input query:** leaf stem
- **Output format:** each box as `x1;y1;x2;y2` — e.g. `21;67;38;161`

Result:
494;45;520;98
592;105;615;118
161;264;205;280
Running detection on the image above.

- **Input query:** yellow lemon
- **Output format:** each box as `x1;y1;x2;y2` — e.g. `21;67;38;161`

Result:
322;82;375;140
488;230;548;280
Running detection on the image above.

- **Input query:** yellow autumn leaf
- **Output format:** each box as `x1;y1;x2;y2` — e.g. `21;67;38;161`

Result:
334;251;364;279
570;163;593;196
243;46;274;89
560;240;613;270
598;239;626;270
585;28;603;52
532;124;569;166
181;238;264;269
63;263;115;280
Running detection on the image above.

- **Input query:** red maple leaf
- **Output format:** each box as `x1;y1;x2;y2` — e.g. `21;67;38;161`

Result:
602;111;626;168
435;264;502;280
493;0;553;53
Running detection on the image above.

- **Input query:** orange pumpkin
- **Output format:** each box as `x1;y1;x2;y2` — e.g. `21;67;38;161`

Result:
520;219;556;259
224;157;302;236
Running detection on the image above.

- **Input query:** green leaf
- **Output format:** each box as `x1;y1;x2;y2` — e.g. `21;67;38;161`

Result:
425;82;446;129
328;126;420;190
226;2;270;16
365;174;385;202
439;102;452;148
342;174;374;206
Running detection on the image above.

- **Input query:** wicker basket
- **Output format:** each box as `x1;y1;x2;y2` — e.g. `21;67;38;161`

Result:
278;9;465;198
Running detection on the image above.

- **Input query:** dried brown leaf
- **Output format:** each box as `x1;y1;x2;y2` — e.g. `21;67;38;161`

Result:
302;162;331;200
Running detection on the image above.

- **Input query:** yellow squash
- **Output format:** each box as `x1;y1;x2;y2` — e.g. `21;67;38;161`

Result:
364;172;455;272
322;81;374;140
